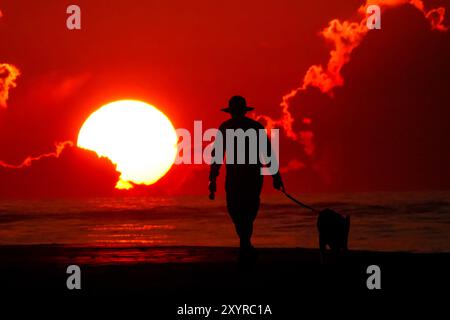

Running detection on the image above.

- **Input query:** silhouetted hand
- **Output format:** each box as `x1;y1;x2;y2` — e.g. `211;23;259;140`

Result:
273;175;284;191
208;180;216;200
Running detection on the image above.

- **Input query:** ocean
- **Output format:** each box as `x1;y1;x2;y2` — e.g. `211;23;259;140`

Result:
1;191;449;252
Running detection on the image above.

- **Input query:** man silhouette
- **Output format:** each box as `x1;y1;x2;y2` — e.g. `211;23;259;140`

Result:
209;95;284;260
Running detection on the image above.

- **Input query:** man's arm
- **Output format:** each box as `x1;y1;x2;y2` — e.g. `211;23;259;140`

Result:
208;125;225;199
260;125;284;191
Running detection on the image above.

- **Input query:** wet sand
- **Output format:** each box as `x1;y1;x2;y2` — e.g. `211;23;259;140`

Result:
0;245;448;314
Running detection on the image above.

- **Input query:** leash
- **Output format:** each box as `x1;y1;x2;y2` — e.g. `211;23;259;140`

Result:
281;189;320;213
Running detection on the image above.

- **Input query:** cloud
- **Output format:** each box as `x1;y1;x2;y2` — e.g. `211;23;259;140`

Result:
0;143;120;197
0;63;20;109
0;141;73;169
256;0;448;155
25;72;92;104
425;7;448;31
280;159;305;174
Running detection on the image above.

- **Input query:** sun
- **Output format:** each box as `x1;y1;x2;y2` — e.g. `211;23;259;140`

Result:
77;100;178;189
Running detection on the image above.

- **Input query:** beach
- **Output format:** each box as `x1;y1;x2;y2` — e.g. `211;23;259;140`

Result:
1;192;450;314
1;245;449;301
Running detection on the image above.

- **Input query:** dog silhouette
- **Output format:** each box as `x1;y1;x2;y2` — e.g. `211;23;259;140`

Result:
317;208;350;262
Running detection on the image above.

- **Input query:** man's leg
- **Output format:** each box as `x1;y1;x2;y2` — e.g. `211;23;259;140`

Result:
236;219;253;249
227;193;260;250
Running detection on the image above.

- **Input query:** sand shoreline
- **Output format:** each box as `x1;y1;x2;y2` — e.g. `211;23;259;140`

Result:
1;245;448;295
0;245;448;316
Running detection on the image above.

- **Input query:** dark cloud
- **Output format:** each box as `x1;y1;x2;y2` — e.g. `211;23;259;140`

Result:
0;144;119;198
308;6;450;191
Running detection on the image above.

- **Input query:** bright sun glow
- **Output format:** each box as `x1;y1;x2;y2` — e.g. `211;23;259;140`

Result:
77;100;177;189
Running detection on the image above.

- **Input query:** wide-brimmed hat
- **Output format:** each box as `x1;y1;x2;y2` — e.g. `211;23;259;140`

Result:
221;95;254;113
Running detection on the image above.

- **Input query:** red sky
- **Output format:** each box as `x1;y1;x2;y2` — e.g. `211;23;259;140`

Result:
1;0;449;197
